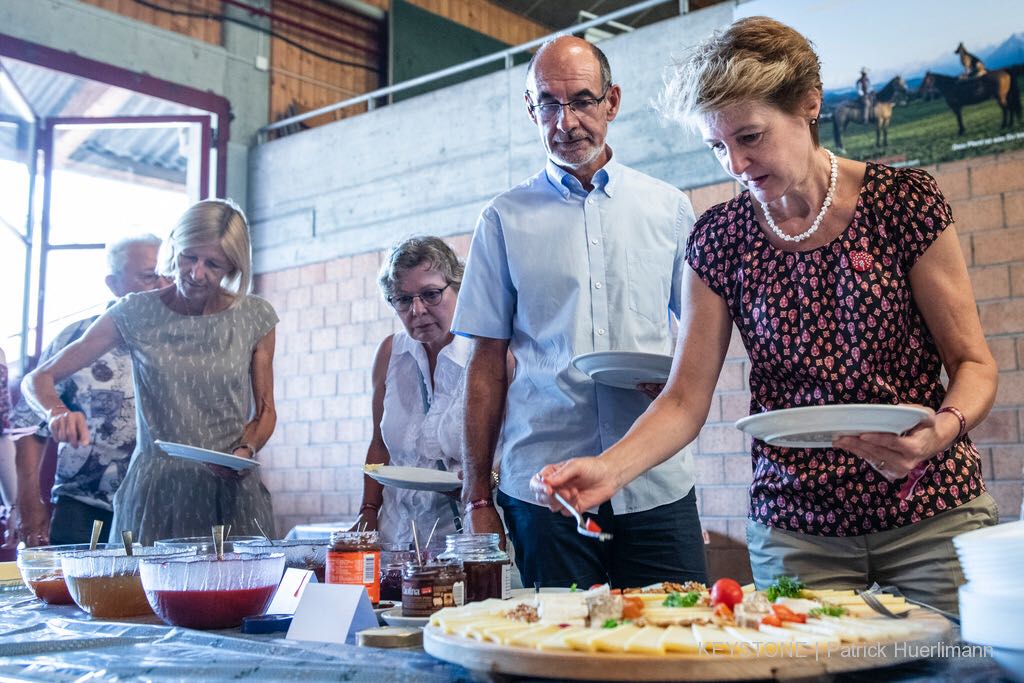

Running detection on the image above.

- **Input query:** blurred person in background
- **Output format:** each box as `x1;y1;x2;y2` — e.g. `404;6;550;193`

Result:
9;235;165;546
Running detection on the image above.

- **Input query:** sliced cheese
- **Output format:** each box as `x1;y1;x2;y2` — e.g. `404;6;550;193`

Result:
590;624;643;653
661;625;701;654
505;624;564;648
537;626;594;651
624;626;667;655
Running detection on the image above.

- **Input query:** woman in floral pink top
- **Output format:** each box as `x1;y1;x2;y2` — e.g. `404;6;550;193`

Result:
530;17;998;613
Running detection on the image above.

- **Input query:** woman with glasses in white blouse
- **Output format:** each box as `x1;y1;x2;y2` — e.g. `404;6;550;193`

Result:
354;236;471;547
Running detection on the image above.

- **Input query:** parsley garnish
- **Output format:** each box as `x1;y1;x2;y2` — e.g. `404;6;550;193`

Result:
765;576;805;602
602;619;619;629
809;604;847;618
663;591;701;608
569;582;577;592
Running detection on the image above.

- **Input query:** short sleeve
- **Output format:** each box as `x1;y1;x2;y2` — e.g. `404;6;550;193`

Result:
684;203;734;300
107;291;148;348
244;295;279;345
669;192;697;318
450;205;516;340
891;167;954;269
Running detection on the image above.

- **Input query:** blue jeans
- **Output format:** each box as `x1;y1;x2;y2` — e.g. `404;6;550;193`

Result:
498;488;707;589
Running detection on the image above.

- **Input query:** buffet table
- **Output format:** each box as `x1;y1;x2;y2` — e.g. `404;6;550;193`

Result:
0;589;1010;682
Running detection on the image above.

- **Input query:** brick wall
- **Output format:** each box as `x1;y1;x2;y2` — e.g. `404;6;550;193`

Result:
254;151;1024;578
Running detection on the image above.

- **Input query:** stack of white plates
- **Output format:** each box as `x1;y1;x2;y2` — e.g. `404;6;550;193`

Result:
955;520;1024;680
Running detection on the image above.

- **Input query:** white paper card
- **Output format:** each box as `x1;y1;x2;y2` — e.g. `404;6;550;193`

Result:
286;583;377;645
266;568;316;615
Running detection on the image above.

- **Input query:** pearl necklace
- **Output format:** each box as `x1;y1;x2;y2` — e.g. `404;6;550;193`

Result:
759;149;838;243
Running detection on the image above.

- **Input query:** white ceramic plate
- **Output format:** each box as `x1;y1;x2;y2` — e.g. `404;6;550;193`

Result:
155;440;260;470
380;606;429;628
364;465;460;492
734;404;931;449
572;351;673;390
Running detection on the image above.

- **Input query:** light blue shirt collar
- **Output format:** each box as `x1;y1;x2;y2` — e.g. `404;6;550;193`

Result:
544;149;619;199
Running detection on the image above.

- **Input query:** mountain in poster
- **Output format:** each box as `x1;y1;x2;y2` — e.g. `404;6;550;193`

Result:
824;32;1024;103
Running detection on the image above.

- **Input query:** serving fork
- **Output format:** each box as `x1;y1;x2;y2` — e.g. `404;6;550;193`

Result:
859;584;960;624
552;491;613;542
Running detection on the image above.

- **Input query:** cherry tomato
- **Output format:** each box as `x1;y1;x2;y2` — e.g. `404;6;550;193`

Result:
622;596;644;620
710;578;744;610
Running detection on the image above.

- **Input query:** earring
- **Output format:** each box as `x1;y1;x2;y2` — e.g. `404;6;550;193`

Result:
810;117;818;126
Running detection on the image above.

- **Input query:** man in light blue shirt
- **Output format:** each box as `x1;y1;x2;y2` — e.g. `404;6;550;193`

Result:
452;36;706;588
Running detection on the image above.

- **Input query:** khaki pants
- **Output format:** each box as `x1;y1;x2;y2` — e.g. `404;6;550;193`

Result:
746;493;999;614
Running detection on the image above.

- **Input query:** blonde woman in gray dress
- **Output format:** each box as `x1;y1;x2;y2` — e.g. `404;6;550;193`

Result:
23;199;278;544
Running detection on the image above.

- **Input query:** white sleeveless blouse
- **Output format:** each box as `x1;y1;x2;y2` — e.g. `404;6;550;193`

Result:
377;331;469;546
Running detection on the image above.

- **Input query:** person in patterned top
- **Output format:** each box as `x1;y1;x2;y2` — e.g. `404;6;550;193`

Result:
530;16;998;613
9;235;165;546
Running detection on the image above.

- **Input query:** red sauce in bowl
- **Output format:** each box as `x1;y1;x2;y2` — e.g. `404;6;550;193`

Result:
149;585;276;630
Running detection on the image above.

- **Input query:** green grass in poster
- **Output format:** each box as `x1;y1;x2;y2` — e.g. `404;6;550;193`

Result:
827;96;1024;164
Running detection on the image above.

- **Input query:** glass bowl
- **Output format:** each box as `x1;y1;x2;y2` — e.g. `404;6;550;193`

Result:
17;543;127;605
153;536;264;554
60;547;194;618
140;552;285;630
234;539;327;582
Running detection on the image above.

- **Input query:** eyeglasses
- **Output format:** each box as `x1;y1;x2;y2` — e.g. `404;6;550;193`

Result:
526;87;610;121
388;283;451;312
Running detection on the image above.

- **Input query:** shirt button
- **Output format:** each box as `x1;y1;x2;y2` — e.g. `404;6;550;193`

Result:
594;282;602;289
587;198;594;205
591;238;598;245
597;328;606;336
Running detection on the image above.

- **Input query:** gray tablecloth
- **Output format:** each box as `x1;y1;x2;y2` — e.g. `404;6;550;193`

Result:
0;589;474;682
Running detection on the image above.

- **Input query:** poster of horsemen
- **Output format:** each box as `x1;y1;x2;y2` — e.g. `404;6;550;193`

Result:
736;0;1024;166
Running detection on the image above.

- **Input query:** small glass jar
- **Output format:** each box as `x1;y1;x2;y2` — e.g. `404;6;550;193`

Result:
379;544;415;603
327;531;381;603
436;533;511;603
401;561;465;617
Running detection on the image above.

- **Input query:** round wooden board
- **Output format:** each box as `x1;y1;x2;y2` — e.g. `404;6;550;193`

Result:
423;612;953;681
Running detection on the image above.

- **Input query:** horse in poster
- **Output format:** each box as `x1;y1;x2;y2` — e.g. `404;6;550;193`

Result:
920;69;1022;135
831;76;909;151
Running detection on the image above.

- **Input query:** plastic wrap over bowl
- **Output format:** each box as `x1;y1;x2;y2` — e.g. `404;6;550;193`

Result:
153;536;263;555
140;552;285;629
235;539;327;582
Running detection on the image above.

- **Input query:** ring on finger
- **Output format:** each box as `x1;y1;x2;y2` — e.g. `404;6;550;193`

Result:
878;460;887;469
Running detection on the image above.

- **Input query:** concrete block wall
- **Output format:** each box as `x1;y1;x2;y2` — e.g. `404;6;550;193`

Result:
254;150;1024;580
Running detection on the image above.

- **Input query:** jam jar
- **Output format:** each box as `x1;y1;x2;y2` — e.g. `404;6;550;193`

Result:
380;544;415;603
436;533;511;603
327;531;381;603
401;562;465;617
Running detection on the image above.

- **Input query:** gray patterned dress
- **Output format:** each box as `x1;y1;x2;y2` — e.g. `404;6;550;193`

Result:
108;290;278;544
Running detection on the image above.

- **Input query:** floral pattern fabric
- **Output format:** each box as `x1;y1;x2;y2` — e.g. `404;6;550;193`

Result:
686;163;984;536
10;316;136;511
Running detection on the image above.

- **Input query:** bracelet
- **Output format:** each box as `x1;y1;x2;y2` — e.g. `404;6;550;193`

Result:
359;502;380;513
464;498;494;514
936;406;967;441
46;407;70;425
230;441;258;457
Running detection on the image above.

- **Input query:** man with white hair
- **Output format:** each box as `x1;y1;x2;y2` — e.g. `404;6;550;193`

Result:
9;235;165;546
